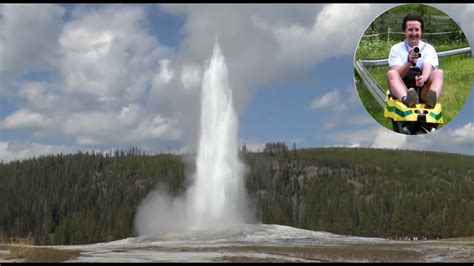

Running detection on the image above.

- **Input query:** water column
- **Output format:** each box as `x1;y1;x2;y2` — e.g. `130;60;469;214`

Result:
187;39;247;229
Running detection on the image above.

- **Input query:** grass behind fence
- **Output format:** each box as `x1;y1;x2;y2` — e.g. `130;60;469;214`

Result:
356;4;470;61
365;4;462;37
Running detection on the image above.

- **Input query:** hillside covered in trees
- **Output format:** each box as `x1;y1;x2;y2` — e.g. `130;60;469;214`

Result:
1;144;473;245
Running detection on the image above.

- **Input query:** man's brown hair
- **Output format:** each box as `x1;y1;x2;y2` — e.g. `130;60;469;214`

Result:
402;11;424;32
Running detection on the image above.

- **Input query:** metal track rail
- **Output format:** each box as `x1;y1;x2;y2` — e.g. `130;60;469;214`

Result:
354;60;386;107
360;47;471;66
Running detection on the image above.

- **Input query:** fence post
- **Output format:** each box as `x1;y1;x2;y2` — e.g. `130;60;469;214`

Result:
428;14;432;30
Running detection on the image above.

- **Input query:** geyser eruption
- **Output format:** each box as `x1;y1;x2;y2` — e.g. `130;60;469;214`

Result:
187;40;249;228
135;38;253;235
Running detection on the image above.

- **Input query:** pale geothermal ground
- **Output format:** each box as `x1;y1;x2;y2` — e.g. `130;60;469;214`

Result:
1;224;473;262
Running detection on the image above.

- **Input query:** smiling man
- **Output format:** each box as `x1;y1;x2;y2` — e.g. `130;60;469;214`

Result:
387;11;444;109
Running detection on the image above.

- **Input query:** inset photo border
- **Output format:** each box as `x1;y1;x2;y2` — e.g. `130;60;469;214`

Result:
354;4;473;135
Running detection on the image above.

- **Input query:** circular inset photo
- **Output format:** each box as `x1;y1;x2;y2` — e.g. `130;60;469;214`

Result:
354;4;473;135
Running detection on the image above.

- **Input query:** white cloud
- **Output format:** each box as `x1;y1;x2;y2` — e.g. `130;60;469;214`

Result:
1;108;51;130
18;81;61;112
152;59;175;90
1;4;473;160
0;4;64;77
347;114;377;125
311;88;342;110
119;104;140;127
163;4;394;114
330;127;379;146
403;123;474;154
0;4;402;155
314;84;373;130
62;109;181;148
76;136;102;146
135;115;182;140
150;115;173;137
266;4;392;68
59;5;169;103
372;129;408;149
181;63;202;91
64;111;119;137
0;141;76;163
330;122;474;155
163;4;284;113
450;122;474;143
1;4;191;152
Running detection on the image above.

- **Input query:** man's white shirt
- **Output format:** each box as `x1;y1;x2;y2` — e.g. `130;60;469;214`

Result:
388;40;439;69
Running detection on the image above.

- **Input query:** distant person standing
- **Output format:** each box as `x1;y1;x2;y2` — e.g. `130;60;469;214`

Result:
387;11;444;108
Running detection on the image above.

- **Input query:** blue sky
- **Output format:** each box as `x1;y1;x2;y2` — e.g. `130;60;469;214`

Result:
0;4;473;162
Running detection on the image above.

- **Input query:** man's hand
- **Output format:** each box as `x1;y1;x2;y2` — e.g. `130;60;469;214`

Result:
415;75;426;88
407;49;419;64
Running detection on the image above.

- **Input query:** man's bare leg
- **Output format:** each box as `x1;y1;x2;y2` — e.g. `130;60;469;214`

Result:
388;69;418;107
421;69;443;108
387;69;408;99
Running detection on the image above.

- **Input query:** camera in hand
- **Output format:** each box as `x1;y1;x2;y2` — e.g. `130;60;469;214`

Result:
413;47;421;58
412;47;421;66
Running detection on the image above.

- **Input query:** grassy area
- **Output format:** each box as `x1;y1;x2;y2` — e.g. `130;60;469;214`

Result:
132;244;424;262
355;53;473;131
0;244;81;262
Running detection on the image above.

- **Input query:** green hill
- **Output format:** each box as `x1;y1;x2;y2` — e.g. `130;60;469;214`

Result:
1;145;472;245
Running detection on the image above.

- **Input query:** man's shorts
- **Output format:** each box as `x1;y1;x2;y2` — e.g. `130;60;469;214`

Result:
403;67;422;89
